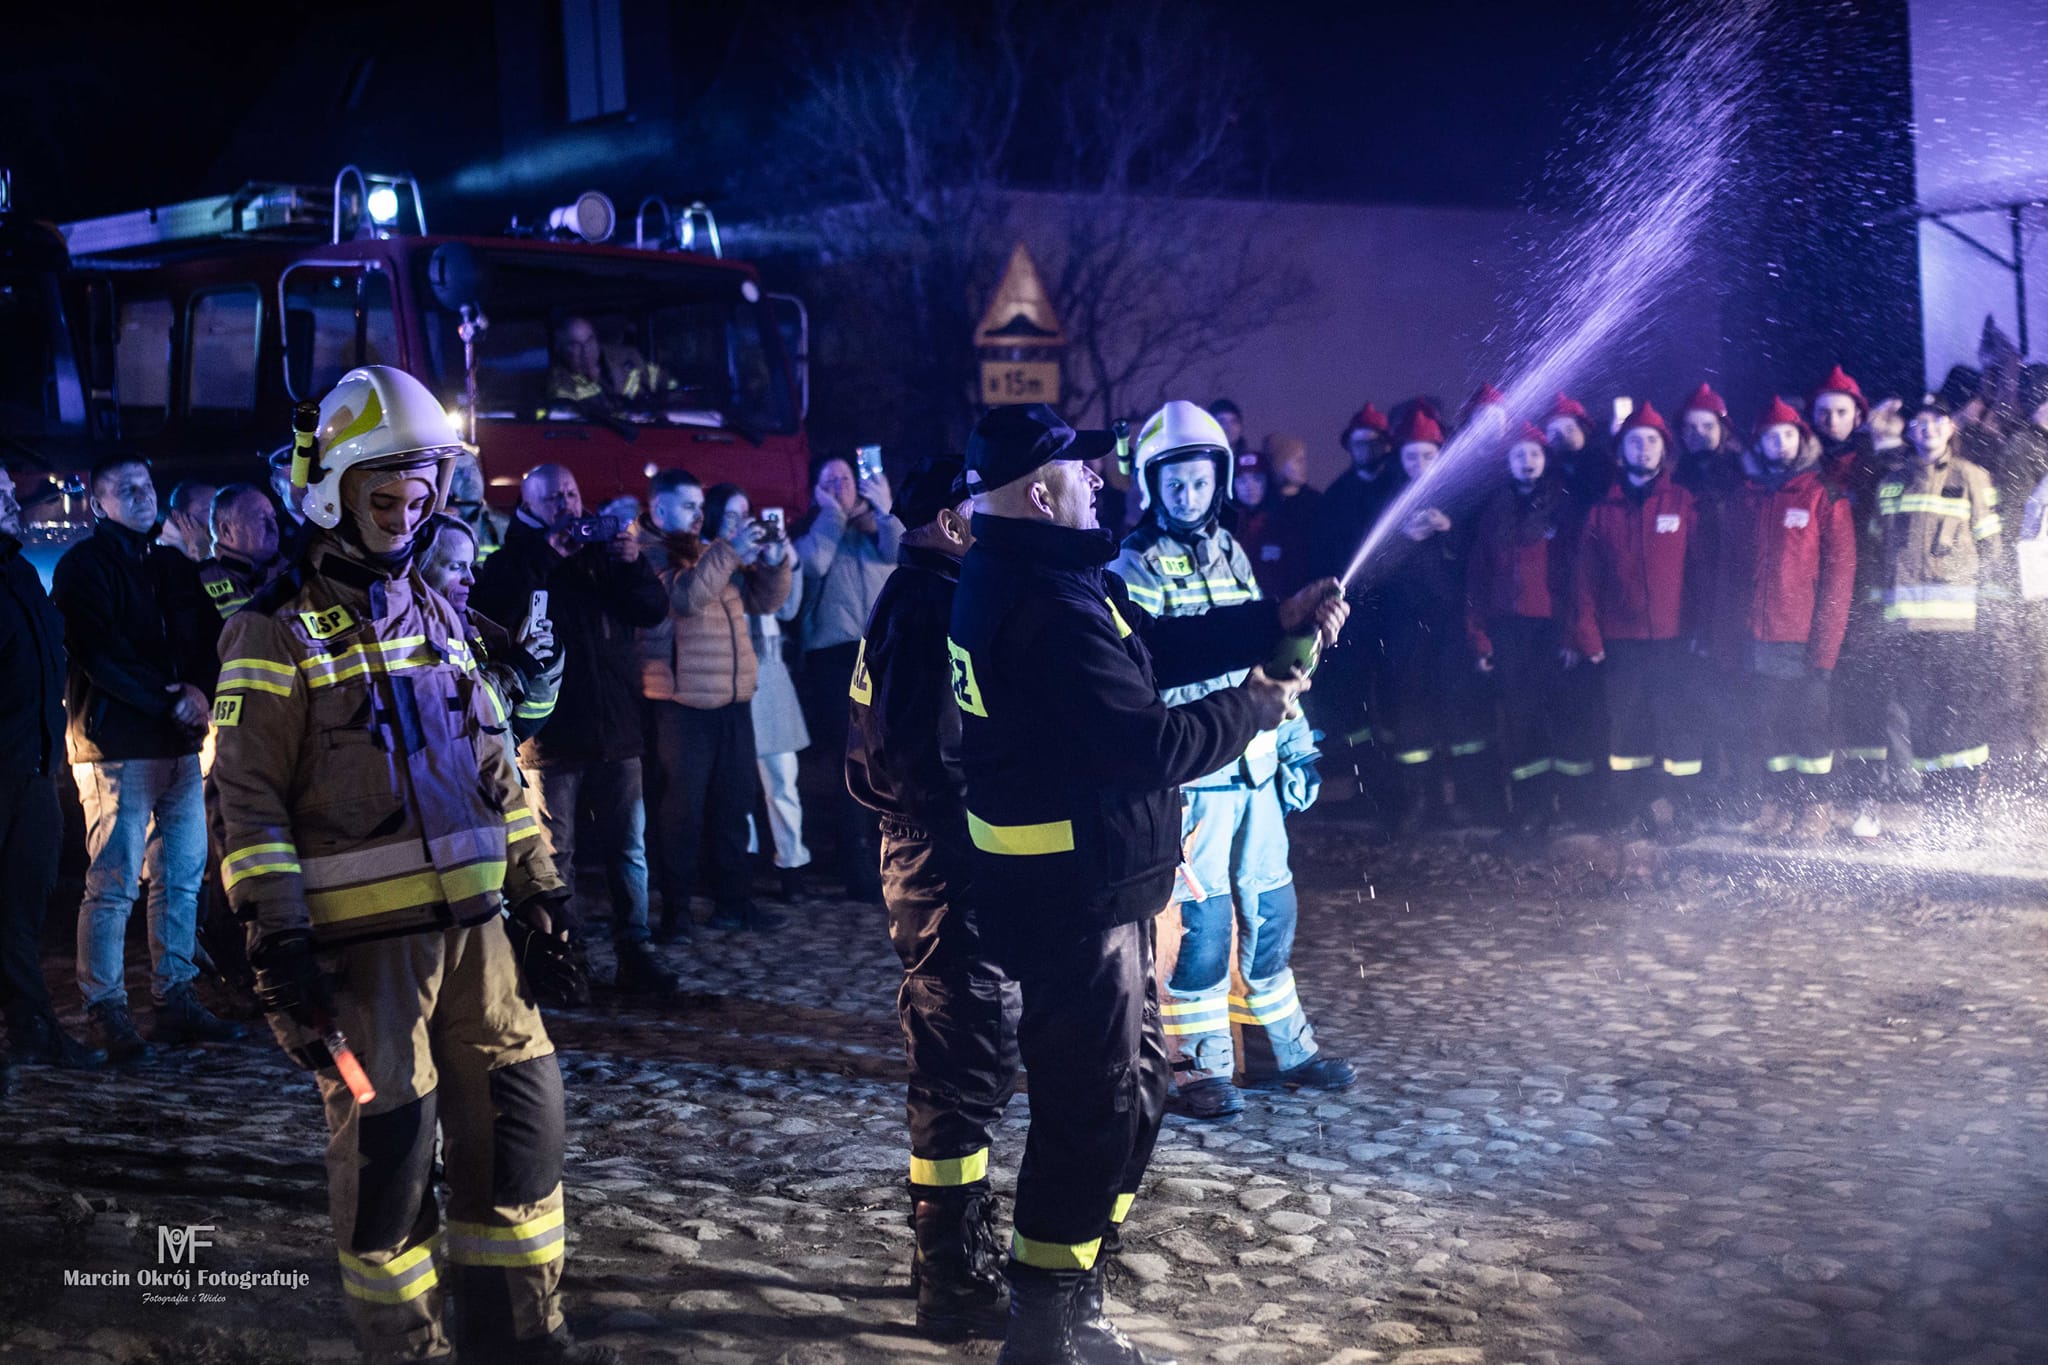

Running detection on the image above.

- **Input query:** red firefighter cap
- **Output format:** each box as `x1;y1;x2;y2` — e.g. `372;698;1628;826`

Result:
1467;382;1506;412
1808;364;1869;418
1752;395;1812;440
1680;382;1730;420
1617;400;1673;444
1544;392;1590;423
1341;402;1389;446
1394;408;1445;448
1510;420;1549;448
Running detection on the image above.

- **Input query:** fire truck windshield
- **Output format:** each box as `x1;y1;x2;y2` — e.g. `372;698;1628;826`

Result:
416;249;796;436
0;271;86;440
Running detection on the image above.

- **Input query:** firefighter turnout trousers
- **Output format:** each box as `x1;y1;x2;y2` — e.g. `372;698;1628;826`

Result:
1008;920;1169;1272
1601;638;1704;802
883;822;1022;1193
311;919;566;1362
1163;783;1318;1086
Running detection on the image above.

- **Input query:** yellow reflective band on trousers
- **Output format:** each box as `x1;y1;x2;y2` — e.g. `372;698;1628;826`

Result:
1509;758;1553;782
1393;748;1433;765
1554;759;1597;777
1840;746;1887;762
339;1236;440;1306
1110;1193;1135;1225
444;1208;566;1269
218;656;297;697
1448;740;1488;757
1913;744;1989;772
1662;759;1703;777
222;842;301;891
1975;514;2003;540
967;812;1075;856
1161;997;1229;1035
910;1148;990;1187
1013;1231;1101;1272
305;860;507;926
1608;755;1654;771
1794;754;1834;775
1229;980;1301;1027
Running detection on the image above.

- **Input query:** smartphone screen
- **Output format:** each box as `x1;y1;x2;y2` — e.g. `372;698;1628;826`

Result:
856;444;883;482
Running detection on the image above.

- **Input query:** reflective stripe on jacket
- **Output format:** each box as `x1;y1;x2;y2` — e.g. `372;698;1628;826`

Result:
1115;522;1290;789
1870;452;2003;632
212;541;563;950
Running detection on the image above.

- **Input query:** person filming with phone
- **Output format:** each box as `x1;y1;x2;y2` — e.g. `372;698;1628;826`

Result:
472;463;675;998
795;448;903;902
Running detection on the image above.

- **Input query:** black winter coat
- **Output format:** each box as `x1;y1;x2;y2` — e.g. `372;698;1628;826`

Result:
471;511;668;766
0;532;66;776
951;515;1280;957
50;520;211;763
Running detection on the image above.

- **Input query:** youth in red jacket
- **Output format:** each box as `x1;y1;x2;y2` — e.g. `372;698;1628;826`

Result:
1569;464;1704;658
1709;431;1856;672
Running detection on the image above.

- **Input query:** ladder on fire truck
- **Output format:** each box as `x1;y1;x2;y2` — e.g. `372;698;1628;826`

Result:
60;166;425;258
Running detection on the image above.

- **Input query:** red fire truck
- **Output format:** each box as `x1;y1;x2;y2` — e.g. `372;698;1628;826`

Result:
62;167;812;517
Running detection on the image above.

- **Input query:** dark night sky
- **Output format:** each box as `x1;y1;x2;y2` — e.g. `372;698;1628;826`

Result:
0;0;1661;222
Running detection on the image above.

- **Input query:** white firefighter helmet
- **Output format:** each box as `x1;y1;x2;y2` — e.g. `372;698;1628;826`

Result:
1132;399;1232;511
299;365;461;531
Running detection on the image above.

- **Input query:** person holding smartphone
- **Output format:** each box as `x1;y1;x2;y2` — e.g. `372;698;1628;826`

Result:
794;448;902;902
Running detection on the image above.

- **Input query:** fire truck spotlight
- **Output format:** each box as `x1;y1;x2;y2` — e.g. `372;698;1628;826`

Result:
547;191;617;244
366;186;401;226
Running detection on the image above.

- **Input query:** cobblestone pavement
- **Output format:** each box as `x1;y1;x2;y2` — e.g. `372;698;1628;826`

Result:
5;812;2048;1365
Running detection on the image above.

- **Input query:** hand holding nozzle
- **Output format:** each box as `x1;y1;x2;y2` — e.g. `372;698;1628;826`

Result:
1278;578;1349;650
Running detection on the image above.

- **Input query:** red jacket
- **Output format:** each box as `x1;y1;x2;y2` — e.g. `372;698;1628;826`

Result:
1465;482;1574;656
1709;455;1856;671
1570;472;1702;656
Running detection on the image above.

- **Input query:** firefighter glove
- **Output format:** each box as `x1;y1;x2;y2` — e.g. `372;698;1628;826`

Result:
250;928;335;1029
506;894;591;1007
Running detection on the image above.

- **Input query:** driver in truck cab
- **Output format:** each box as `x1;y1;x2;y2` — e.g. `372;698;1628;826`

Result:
545;315;673;411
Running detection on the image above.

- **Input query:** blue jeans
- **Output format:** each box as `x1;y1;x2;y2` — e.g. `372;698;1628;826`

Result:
1162;782;1317;1084
523;759;651;945
73;755;206;1007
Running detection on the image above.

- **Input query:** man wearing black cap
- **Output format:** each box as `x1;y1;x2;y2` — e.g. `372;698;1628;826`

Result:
846;453;1017;1340
950;404;1345;1364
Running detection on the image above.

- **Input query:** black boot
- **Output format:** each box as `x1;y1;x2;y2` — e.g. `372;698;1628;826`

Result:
910;1180;1007;1340
87;1000;155;1067
651;898;694;945
10;1010;107;1069
150;981;247;1044
1073;1267;1177;1364
995;1266;1083;1364
504;1325;624;1364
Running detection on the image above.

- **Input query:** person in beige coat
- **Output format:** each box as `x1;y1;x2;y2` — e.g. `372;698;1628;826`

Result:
638;469;792;933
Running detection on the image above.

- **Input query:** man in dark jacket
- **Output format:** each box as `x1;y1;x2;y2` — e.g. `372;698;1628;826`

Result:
472;463;672;991
52;456;242;1062
952;404;1341;1364
847;454;1019;1340
0;467;106;1078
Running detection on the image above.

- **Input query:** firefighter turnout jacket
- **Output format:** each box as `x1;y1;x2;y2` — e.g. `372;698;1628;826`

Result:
949;515;1283;948
847;544;970;841
1115;521;1305;789
213;542;563;951
197;551;275;621
1870;450;2004;631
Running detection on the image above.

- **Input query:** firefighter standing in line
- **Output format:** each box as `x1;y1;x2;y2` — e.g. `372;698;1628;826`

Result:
1868;393;2005;839
212;366;617;1365
1569;401;1708;840
196;483;286;622
846;454;1020;1340
1707;398;1856;843
1114;401;1354;1124
951;403;1343;1363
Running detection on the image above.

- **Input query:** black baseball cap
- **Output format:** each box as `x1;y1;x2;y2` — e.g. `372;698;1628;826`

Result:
965;404;1117;496
896;453;970;528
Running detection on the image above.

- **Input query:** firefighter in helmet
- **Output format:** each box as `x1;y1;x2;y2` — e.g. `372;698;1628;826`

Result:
211;366;617;1364
1115;401;1356;1122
